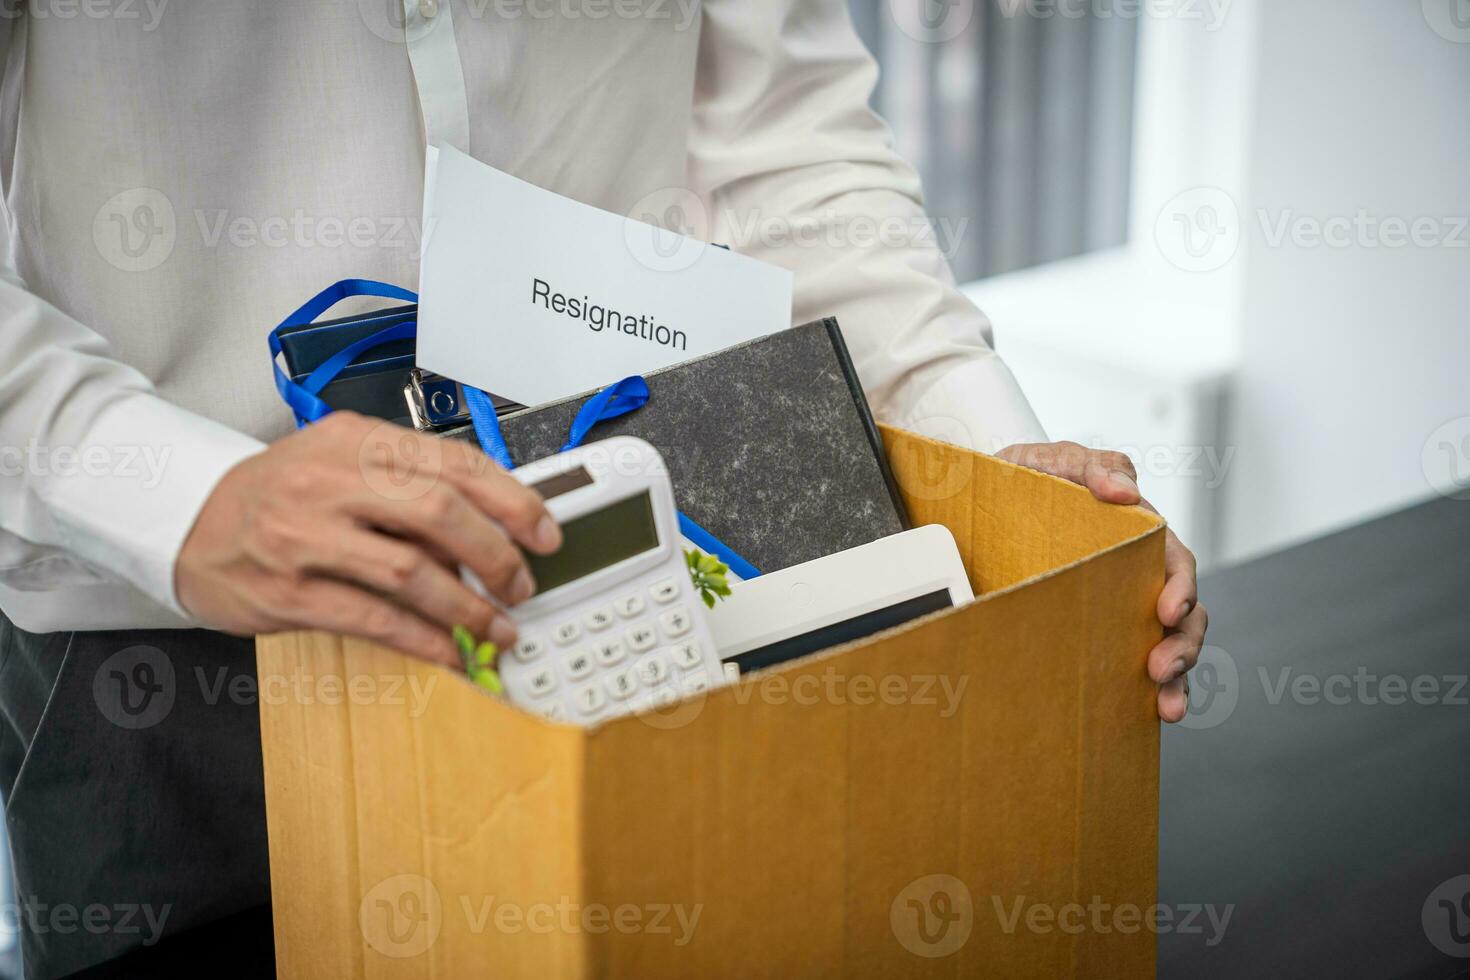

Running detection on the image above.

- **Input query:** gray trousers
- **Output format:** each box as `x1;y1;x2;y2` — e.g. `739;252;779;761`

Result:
0;614;269;978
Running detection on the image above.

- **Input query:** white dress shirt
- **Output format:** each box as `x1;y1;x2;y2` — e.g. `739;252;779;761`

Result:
0;0;1045;633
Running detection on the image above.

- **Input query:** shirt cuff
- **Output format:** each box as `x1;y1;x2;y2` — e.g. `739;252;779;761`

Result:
893;354;1049;454
40;392;266;620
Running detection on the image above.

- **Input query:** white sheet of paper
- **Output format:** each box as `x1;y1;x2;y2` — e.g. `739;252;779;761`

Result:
416;146;793;407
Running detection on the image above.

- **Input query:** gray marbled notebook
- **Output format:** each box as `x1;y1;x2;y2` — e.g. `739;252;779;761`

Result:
445;319;909;575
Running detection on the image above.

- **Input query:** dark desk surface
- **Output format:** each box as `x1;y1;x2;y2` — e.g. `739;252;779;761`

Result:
1160;496;1470;979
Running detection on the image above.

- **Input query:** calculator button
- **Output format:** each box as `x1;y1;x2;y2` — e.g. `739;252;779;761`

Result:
658;607;693;639
538;702;565;721
605;668;639;701
512;636;546;663
626;626;658;653
565;650;595;681
722;662;741;682
526;668;558;699
671;642;704;671
583;606;615;632
575;685;607;716
637;655;670;687
553;621;582;646
615;593;646;618
594;640;626;667
682;670;709;693
649;577;681;604
651;687;679;707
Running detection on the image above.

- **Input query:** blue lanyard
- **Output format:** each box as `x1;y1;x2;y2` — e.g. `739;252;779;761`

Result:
269;279;760;580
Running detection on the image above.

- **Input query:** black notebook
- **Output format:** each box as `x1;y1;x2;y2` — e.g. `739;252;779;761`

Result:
445;319;910;575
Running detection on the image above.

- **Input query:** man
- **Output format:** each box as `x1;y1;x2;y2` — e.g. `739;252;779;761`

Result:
0;1;1205;974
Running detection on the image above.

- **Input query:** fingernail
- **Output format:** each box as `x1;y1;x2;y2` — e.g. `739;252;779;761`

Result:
534;515;562;551
489;616;518;648
1178;599;1195;622
511;567;536;604
1110;471;1139;496
1167;657;1188;683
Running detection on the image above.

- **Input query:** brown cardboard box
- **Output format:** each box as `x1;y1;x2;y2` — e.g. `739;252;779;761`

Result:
256;425;1164;978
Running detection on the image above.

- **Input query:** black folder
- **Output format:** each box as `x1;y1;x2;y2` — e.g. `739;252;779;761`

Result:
445;319;910;575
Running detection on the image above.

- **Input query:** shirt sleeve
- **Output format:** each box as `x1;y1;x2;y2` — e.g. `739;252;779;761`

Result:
0;264;265;621
688;0;1048;454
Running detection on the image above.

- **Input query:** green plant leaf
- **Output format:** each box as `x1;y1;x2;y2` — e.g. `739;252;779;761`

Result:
684;547;733;606
471;666;503;695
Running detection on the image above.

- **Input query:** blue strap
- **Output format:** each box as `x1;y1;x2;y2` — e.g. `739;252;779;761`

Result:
680;513;762;581
269;278;420;427
462;385;513;470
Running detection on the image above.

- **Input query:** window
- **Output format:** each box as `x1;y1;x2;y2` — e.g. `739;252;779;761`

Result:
850;1;1140;281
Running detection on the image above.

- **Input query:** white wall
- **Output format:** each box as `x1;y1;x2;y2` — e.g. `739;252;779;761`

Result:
1219;0;1470;561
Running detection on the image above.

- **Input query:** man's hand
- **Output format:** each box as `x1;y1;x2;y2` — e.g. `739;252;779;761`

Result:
176;412;562;666
996;442;1206;723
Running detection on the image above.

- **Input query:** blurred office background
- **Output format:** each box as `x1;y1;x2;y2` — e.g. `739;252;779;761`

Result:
1;2;1463;974
851;0;1470;571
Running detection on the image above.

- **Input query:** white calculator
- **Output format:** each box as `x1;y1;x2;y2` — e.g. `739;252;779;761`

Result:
469;436;727;724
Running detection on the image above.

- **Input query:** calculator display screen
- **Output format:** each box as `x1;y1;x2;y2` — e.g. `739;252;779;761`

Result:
526;491;659;595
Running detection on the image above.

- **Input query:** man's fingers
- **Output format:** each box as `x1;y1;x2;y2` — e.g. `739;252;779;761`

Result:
323;413;562;556
432;435;561;554
263;576;459;667
998;442;1140;503
348;480;536;607
1083;454;1141;505
446;461;563;555
1158;528;1199;627
1158;675;1189;724
300;526;518;648
1147;602;1207;684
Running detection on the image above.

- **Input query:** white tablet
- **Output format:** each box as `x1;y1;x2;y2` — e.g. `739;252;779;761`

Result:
707;525;975;676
